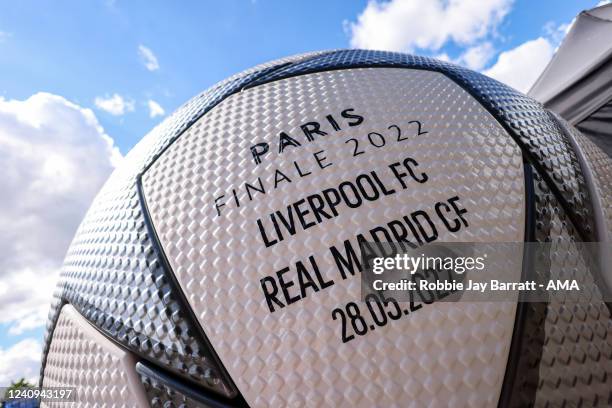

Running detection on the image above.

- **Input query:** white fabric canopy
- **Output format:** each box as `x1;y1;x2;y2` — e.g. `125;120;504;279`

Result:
529;4;612;156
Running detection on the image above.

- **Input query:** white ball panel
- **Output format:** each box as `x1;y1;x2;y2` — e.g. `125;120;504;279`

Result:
142;68;525;407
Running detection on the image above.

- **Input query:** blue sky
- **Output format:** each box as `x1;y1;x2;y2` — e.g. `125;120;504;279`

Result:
0;0;595;153
0;0;604;384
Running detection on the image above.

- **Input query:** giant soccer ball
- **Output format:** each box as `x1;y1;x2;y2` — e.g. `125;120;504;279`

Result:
40;50;612;407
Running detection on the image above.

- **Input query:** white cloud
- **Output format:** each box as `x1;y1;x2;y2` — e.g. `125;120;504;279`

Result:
147;99;165;118
434;53;452;63
138;45;160;71
0;31;10;42
0;339;41;385
482;37;554;93
0;92;121;335
433;42;495;71
0;267;60;335
348;0;513;52
597;0;611;6
544;20;573;46
457;42;495;70
481;12;581;93
94;93;135;116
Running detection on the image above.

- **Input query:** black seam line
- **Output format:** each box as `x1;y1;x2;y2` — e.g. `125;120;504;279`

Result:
67;300;247;406
71;300;235;397
540;110;595;243
38;299;68;386
242;62;438;90
136;175;244;403
510;143;591;243
238;50;340;93
556;114;612;310
554;112;602;243
136;361;238;408
497;161;537;408
40;301;242;407
240;60;594;242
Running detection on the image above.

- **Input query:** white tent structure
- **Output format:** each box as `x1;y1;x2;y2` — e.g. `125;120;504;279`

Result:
529;3;612;156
